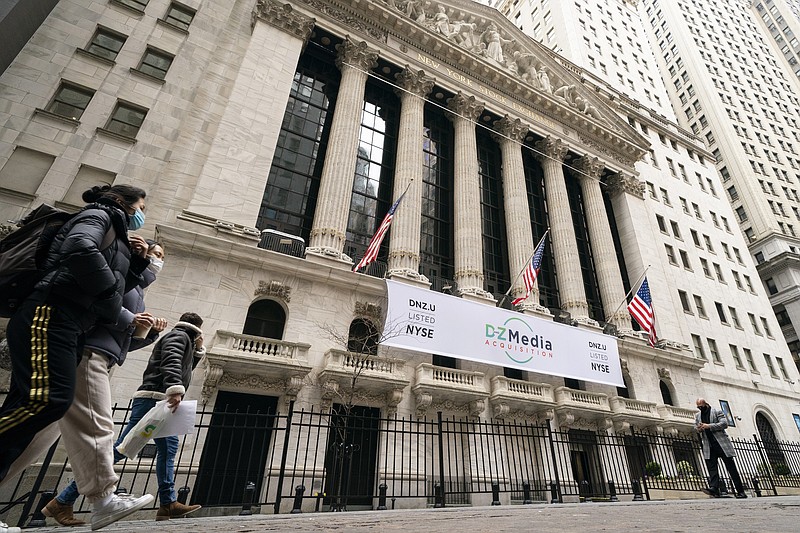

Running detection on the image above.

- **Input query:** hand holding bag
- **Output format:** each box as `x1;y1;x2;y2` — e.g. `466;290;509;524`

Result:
116;400;172;458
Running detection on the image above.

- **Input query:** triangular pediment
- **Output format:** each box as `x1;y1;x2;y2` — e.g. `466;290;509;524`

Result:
298;0;650;168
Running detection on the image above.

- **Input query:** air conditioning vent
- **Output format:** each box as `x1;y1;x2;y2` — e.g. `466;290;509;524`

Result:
258;229;305;258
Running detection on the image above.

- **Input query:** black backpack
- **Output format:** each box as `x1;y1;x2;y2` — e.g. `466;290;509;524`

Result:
0;204;75;317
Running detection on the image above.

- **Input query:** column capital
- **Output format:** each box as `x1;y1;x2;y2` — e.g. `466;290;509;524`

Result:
395;67;435;98
534;136;569;162
251;0;315;40
606;172;645;199
335;38;379;72
494;115;528;143
447;92;484;121
572;156;605;180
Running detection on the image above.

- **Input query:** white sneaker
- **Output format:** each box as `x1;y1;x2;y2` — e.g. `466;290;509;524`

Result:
91;493;154;531
0;521;21;533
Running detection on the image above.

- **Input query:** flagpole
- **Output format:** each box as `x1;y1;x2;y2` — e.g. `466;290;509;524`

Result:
604;264;651;323
353;179;414;273
497;228;550;308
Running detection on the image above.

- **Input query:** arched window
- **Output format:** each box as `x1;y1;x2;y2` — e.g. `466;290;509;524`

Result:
347;318;379;355
659;380;674;406
757;412;787;467
243;300;286;340
617;374;634;399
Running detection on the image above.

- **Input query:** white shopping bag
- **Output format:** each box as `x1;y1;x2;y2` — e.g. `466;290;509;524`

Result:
116;400;197;458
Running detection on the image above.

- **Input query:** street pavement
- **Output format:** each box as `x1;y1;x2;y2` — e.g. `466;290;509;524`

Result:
14;496;800;532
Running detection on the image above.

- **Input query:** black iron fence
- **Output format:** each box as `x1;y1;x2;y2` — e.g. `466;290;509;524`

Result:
3;401;800;527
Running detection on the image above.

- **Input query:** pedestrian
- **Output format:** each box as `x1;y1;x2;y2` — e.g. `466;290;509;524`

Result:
0;184;157;529
695;397;747;498
21;240;168;528
113;312;206;521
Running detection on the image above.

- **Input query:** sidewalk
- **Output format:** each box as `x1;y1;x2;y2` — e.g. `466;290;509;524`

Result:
16;495;800;532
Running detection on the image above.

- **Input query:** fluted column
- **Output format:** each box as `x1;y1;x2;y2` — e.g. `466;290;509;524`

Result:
573;157;630;330
493;116;549;313
307;39;379;262
448;93;494;301
387;67;435;283
534;137;590;321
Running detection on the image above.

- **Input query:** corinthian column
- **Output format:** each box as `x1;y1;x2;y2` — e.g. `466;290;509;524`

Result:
572;157;630;330
493;116;548;313
448;93;494;302
307;39;379;263
387;67;435;284
534;137;590;322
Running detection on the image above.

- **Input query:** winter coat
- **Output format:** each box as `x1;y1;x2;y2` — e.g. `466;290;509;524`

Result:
85;266;160;367
32;199;148;330
134;322;206;399
695;407;736;459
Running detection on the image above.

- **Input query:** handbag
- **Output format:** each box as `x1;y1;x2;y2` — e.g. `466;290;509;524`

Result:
116;400;172;458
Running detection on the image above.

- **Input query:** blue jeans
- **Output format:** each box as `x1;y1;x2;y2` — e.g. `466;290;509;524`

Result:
57;397;179;507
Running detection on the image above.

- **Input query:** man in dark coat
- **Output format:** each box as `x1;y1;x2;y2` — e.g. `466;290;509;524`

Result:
695;397;747;498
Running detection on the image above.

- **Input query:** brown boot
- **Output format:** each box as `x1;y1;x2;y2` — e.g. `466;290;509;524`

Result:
42;498;86;526
155;501;202;521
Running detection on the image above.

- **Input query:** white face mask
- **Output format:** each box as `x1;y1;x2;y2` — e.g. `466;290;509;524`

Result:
148;257;164;274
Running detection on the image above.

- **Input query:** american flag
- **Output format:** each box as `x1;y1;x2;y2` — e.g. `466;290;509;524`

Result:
627;277;657;347
353;191;407;273
512;232;548;306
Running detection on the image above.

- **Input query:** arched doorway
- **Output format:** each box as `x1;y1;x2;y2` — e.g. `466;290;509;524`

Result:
756;412;787;471
243;299;286;339
347;318;379;355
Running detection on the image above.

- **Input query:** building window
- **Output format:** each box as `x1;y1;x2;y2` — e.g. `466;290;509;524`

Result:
679;290;692;313
708;338;722;364
61;165;115;207
766;277;778;294
84;26;127;61
102;101;148;139
243;299;286;339
136;47;174;80
776;357;791;380
477;129;510;299
692;334;707;359
729;307;742;329
46;82;95;120
743;348;758;373
764;353;779;378
748;313;762;335
0;146;55;196
693;295;707;318
347;318;379;355
665;244;677;265
163;2;196;32
730;345;744;369
114;0;149;12
715;302;728;324
761;317;773;338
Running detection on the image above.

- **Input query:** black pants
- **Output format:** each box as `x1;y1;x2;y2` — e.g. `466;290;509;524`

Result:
705;438;745;495
0;299;83;481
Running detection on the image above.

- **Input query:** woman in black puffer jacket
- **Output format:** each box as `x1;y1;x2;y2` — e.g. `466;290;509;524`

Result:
0;184;149;482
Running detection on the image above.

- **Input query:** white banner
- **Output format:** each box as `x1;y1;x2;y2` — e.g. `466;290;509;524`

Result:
382;280;624;387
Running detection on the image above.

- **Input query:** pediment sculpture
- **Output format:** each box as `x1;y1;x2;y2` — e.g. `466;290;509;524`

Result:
386;1;609;125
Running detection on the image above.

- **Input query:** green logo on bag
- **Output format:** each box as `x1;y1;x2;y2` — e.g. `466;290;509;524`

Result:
141;424;157;437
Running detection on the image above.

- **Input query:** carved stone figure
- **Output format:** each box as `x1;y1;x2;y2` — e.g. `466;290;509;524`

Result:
554;84;578;106
537;67;552;93
450;21;479;50
480;23;514;64
575;95;607;122
403;0;426;23
431;5;454;37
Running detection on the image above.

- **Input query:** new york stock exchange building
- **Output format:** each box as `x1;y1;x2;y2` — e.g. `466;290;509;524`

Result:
1;0;800;515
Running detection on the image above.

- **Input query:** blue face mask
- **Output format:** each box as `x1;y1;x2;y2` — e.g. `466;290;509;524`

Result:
128;208;145;231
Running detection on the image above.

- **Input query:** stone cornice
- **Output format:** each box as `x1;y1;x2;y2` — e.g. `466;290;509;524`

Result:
155;223;386;296
251;0;316;40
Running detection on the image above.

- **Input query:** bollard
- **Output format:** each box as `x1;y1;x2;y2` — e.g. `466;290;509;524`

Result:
433;482;444;508
391;497;396;510
580;480;590;499
752;477;762;498
491;482;501;506
377;483;388;510
240;481;256;516
27;491;55;528
522;481;532;505
290;485;305;514
632;480;643;501
177;486;191;505
608;481;619;502
549;481;560;504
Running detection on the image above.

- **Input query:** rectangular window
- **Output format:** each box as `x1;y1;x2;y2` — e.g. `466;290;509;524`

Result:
660;188;670;205
103;101;148;139
708;338;722;363
730;345;744;369
115;0;149;11
61;165;115;207
692;334;707;359
776;357;790;380
46;81;95;120
0;146;55;195
679;249;691;269
85;26;127;61
761;317;773;337
748;313;762;335
715;302;728;324
136;47;174;80
729;307;742;329
163;2;196;31
679;290;692;313
665;244;678;265
670;220;681;239
764;353;778;378
693;295;707;318
743;348;758;373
